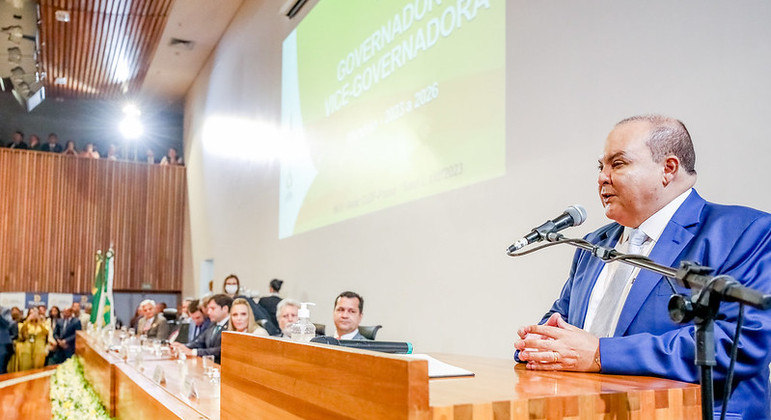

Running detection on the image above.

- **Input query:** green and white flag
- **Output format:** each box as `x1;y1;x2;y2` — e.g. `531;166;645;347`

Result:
90;249;115;327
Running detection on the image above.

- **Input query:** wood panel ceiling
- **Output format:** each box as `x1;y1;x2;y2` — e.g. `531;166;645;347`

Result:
38;0;175;99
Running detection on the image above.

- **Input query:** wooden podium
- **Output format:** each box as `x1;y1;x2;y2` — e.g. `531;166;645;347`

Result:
220;332;701;419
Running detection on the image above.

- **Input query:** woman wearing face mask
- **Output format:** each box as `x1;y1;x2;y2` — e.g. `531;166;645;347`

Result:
223;274;241;298
228;298;269;336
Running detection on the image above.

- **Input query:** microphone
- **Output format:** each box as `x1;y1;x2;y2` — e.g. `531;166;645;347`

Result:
310;336;413;354
507;205;587;253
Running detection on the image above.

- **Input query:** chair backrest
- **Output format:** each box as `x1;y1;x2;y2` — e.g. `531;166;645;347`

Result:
162;308;178;322
358;325;382;340
313;323;326;336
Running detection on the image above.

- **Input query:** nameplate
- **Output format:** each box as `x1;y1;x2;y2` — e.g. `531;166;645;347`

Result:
182;377;198;400
152;366;166;385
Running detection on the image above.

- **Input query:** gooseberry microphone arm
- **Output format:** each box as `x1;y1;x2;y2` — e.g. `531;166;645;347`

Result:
507;232;771;420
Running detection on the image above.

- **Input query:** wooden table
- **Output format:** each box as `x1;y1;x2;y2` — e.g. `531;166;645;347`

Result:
76;331;220;420
79;331;701;419
220;333;701;419
428;353;700;419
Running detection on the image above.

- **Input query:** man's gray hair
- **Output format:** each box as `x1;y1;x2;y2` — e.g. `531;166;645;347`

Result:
139;299;156;308
616;114;697;175
276;298;301;317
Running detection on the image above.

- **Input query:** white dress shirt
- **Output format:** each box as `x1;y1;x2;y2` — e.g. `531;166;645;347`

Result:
583;189;692;334
337;330;359;340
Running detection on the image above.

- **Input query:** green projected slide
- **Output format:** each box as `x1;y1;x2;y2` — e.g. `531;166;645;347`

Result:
280;0;505;238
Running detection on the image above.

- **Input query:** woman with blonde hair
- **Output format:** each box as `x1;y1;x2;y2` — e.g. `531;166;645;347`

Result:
228;298;268;336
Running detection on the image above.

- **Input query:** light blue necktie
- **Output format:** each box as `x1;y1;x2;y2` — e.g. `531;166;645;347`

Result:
589;228;648;337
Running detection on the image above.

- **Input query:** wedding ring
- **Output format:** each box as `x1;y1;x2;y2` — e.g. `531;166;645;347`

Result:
552;351;559;363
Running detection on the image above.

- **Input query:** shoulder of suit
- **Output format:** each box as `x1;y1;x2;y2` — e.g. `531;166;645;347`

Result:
585;222;620;242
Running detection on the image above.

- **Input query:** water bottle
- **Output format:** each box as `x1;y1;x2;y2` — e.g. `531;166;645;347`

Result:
288;302;316;342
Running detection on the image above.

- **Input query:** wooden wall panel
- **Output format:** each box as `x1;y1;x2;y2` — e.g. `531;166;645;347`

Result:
0;148;185;293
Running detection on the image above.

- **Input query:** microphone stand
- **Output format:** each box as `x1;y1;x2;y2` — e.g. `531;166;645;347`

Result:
528;233;771;420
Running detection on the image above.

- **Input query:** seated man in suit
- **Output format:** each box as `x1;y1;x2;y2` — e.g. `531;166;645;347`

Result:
169;299;210;344
333;291;368;340
276;298;300;337
136;299;169;340
514;115;771;419
51;307;82;364
172;294;232;363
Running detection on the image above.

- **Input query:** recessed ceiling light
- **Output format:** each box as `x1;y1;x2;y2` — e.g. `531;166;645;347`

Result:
55;10;70;22
54;77;67;85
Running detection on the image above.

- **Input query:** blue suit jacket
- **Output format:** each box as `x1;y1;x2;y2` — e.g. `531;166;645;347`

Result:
543;190;771;419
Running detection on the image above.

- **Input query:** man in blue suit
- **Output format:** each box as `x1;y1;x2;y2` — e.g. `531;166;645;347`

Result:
514;115;771;419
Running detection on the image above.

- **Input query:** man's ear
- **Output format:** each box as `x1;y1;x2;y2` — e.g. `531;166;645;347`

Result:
662;155;680;186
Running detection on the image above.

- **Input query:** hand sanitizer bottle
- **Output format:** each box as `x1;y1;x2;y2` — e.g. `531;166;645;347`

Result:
288;302;316;342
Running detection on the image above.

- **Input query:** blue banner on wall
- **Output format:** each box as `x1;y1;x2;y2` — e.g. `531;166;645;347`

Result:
0;292;93;309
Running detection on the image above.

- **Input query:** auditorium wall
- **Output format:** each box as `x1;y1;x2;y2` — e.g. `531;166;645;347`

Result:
183;0;771;358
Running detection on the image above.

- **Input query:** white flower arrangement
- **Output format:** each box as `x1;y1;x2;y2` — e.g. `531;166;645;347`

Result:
50;356;112;420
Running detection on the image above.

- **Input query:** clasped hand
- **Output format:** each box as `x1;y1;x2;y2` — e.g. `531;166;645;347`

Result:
514;313;601;372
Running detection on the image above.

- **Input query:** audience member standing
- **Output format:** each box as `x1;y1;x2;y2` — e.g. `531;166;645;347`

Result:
160;147;183;165
258;279;284;327
0;306;13;374
45;306;60;362
145;149;156;164
40;133;63;153
29;134;41;150
62;140;78;156
7;131;28;149
50;307;81;364
106;144;119;160
81;143;100;158
7;309;49;372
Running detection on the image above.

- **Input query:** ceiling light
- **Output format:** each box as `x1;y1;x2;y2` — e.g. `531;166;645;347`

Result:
7;47;22;63
10;66;24;84
120;116;143;140
54;77;67;85
55;10;71;22
123;103;141;116
169;38;195;50
16;82;30;96
3;26;23;44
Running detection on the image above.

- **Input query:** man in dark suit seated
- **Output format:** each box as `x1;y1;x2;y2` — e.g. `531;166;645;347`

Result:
172;294;232;363
333;291;368;340
51;307;82;364
169;299;210;344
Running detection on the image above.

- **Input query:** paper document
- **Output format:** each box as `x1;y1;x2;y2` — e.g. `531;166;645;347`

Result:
405;354;475;379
